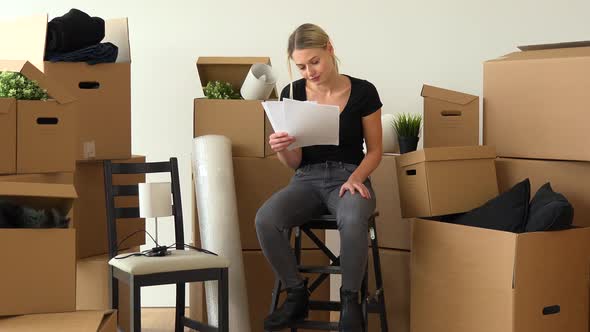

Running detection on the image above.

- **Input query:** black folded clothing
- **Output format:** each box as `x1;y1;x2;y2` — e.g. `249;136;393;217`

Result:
46;8;105;53
45;42;118;65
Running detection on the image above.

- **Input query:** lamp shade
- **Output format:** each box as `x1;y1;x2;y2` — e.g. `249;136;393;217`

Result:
138;182;172;218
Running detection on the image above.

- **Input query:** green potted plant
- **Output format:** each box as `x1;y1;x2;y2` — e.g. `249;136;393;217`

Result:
392;112;422;154
203;80;242;99
0;72;48;100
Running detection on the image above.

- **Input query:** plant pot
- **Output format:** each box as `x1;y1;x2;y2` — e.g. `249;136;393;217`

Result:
398;136;419;154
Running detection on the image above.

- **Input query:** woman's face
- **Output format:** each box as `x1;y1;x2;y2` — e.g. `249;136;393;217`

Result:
291;46;335;85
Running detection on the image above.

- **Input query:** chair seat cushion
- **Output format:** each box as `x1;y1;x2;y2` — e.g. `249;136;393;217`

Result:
109;249;229;275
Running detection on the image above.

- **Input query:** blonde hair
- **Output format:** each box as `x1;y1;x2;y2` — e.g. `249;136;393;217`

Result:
286;23;340;98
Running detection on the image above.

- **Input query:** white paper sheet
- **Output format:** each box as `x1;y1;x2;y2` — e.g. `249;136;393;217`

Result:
261;98;339;149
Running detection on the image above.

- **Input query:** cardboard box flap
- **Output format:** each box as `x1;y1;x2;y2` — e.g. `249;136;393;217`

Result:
0;14;47;72
0;310;116;331
397;145;496;168
421;84;477;105
0;60;75;103
518;40;590;51
0;181;77;215
488;45;590;63
513;228;590;289
196;56;278;98
413;219;518;289
0;97;16;114
103;18;131;63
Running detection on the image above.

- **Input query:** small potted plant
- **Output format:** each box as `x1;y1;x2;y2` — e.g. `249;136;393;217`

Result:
0;72;48;100
203;80;242;99
392;112;422;154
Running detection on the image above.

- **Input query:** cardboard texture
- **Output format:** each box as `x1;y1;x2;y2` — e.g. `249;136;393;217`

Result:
0;181;77;316
193;249;330;331
484;42;590;161
421;85;479;148
193;156;323;250
194;57;277;158
368;249;410;332
74;156;146;259
496;157;590;227
0;14;131;161
371;154;411;250
411;218;590;332
0;310;117;332
76;249;137;332
0;60;77;174
0;172;73;184
396;146;499;218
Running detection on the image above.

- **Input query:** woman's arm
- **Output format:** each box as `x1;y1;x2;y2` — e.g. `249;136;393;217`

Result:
269;132;302;169
339;109;383;198
350;109;383;183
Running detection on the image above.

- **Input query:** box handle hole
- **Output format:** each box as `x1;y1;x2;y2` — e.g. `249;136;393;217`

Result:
441;110;462;117
406;169;417;176
543;305;560;315
79;81;100;89
36;117;59;125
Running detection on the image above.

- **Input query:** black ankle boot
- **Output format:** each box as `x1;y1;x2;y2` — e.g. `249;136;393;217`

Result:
339;287;364;332
264;282;309;331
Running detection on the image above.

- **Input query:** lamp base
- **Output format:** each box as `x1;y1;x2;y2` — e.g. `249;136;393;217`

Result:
147;245;170;257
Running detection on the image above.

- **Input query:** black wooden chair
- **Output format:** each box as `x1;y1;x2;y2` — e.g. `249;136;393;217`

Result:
104;157;229;332
268;212;389;331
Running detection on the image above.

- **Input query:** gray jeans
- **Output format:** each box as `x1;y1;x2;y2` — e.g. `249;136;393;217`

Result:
255;161;376;291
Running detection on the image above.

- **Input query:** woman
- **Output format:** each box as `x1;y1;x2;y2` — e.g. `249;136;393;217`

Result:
255;23;383;332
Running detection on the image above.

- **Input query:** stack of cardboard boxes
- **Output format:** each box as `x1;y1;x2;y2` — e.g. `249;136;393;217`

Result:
0;14;143;332
405;43;590;332
190;56;330;330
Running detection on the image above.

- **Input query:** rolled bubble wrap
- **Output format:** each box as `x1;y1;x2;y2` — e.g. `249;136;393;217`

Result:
192;135;251;332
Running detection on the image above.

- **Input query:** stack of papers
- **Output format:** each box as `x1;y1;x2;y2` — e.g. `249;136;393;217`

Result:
261;98;340;150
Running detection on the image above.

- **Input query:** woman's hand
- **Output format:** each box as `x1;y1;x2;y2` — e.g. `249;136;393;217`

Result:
269;132;296;153
339;176;371;199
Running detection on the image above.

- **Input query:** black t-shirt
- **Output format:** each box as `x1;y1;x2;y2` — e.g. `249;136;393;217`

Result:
280;75;382;167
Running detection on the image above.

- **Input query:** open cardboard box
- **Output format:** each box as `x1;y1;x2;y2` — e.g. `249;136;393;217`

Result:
421;84;479;148
411;218;590;332
194;57;277;158
0;14;132;161
0;310;117;332
0;181;77;316
484;41;590;161
396;145;498;218
0;60;76;175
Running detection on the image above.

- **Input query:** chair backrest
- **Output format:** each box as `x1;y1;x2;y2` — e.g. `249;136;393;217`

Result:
103;158;184;259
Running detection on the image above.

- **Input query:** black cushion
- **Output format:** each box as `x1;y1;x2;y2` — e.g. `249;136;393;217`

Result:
453;178;530;233
525;182;574;232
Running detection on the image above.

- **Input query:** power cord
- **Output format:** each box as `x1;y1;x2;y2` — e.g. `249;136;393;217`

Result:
114;231;219;260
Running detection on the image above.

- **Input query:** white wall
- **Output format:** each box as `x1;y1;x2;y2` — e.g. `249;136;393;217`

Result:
4;0;590;306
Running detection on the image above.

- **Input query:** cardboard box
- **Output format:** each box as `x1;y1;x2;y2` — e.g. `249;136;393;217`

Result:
396;146;498;218
368;249;410;332
193;156;323;250
484;41;590;161
194;57;277;158
0;310;117;332
371;154;411;250
411;218;590;332
191;250;330;331
496;157;590;227
0;14;131;161
0;61;76;174
0;172;73;184
74;156;146;259
77;250;137;332
421;85;479;148
0;182;77;316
